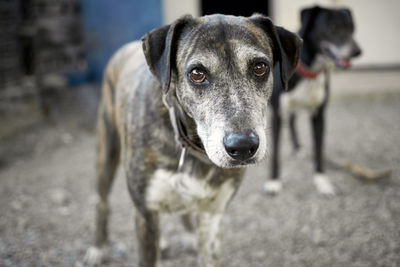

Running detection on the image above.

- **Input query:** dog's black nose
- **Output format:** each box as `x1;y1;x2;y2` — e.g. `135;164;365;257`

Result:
351;48;362;58
223;131;259;161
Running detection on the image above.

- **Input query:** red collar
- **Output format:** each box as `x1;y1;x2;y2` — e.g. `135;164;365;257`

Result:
296;62;320;79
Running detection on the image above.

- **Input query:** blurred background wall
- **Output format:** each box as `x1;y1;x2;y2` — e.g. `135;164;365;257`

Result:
0;0;398;106
163;0;400;68
80;0;162;82
0;0;162;92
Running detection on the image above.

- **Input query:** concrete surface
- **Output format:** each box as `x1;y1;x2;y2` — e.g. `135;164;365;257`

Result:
0;70;399;266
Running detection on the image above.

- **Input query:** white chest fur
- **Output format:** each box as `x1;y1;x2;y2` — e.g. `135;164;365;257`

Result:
146;169;236;214
281;73;326;116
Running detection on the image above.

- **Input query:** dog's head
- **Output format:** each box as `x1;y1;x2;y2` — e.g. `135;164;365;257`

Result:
299;6;362;68
143;14;301;168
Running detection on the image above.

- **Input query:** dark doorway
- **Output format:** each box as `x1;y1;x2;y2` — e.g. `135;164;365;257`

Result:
201;0;270;17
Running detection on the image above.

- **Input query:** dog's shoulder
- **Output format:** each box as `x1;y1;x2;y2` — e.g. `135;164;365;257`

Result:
105;41;149;86
110;41;162;121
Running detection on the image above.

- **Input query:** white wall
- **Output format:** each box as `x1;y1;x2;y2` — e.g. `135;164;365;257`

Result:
162;0;200;25
272;0;400;67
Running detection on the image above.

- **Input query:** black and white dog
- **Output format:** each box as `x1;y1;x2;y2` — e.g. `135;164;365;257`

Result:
264;6;361;195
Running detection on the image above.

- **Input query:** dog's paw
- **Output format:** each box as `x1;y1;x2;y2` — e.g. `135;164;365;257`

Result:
263;180;282;195
83;246;105;266
313;173;335;196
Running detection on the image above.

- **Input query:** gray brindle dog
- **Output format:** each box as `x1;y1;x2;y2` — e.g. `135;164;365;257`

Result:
84;14;301;267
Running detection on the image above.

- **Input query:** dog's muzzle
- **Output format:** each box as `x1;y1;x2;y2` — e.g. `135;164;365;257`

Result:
223;130;259;162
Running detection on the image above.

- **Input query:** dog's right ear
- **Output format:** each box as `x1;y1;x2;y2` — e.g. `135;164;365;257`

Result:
142;15;193;94
299;5;322;37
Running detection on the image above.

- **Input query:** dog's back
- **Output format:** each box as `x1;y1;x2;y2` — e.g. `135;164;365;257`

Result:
98;41;173;157
99;41;151;127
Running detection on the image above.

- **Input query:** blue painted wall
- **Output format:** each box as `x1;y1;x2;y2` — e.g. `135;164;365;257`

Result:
80;0;163;82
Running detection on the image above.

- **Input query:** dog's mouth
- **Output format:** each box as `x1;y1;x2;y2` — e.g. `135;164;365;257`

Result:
207;153;259;169
335;57;351;69
320;42;352;69
227;158;257;168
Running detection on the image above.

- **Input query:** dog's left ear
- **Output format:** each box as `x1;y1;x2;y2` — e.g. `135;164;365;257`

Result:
340;8;355;30
340;8;353;20
142;15;193;93
250;14;302;90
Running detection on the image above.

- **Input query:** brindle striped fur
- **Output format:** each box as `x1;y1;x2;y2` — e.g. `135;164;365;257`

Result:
85;14;301;267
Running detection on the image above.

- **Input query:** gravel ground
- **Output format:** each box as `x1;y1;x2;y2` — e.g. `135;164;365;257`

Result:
0;71;399;267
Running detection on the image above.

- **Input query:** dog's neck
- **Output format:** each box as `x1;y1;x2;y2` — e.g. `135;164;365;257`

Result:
301;40;334;72
287;41;332;89
299;40;316;67
163;86;210;167
175;103;204;151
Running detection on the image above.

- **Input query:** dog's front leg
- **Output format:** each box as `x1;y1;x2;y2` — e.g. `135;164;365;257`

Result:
196;212;223;267
135;211;160;267
311;105;335;195
264;110;283;194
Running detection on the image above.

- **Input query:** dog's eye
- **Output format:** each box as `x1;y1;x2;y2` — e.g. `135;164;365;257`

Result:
189;68;206;83
253;62;268;77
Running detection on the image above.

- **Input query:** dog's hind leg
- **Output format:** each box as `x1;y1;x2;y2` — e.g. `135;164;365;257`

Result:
290;113;307;159
289;113;301;152
135;211;160;267
85;93;120;264
95;105;120;246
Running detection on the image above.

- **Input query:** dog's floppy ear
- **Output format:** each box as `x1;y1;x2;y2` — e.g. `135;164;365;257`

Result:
142;15;192;93
250;14;302;90
340;8;353;19
299;5;322;37
340;8;355;29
